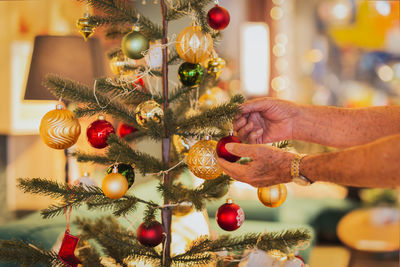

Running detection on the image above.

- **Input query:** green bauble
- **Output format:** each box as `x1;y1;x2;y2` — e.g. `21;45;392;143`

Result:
121;30;150;60
178;62;204;87
107;163;135;188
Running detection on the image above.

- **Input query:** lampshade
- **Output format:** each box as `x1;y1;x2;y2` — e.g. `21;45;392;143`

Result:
24;35;105;100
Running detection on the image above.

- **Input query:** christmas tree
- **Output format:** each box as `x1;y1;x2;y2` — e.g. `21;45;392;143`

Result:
0;0;311;266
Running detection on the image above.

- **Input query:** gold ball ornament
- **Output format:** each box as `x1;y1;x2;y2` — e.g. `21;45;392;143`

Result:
176;25;213;64
187;137;223;180
257;184;287;208
199;89;218;108
172;202;194;217
102;167;129;199
109;53;136;76
135;100;164;128
76;13;99;41
39;103;81;149
207;56;225;79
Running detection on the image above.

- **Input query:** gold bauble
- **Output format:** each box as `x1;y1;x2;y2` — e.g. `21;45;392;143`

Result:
187;138;223;180
207;57;225;79
109;54;136;76
257;184;287;208
76;13;98;41
102;172;129;199
39;103;81;149
172;135;190;155
199;89;218;108
135;100;164;128
172;202;194;217
176;25;213;63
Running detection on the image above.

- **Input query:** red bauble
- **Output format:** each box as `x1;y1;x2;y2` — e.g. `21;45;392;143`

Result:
295;254;306;265
137;221;165;247
207;5;230;30
133;76;145;91
86;117;115;149
117;123;136;138
216;199;245;231
216;135;241;162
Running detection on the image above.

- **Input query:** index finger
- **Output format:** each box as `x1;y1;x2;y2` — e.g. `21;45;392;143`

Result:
217;157;252;182
241;98;272;114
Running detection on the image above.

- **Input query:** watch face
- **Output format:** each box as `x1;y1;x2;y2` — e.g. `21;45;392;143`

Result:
293;176;311;186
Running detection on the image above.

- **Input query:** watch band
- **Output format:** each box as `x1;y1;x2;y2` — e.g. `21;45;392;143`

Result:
290;154;313;186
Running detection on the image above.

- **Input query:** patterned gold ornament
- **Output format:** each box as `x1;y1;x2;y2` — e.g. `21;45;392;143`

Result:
172;135;190;155
187;137;223;180
176;25;213;63
135;100;164;128
257;184;287;208
76;13;98;41
109;53;136;76
207;56;225;79
172;202;194;217
39;103;81;149
102;167;129;199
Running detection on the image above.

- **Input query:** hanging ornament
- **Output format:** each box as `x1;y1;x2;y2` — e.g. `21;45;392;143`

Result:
295;254;305;265
216;133;242;162
102;166;129;199
172;202;194;217
109;53;136;76
176;24;213;64
207;5;230;30
58;230;80;267
39;103;81;150
121;27;150;60
135;100;164;128
86;115;115;149
257;184;287;208
137;221;165;247
132;76;146;91
282;256;305;267
199;89;218;108
106;163;135;188
187;136;223;180
117;123;137;138
73;172;98;189
76;12;99;41
207;56;226;79
246;249;281;267
172;135;190;155
145;40;163;70
216;198;245;231
178;62;204;87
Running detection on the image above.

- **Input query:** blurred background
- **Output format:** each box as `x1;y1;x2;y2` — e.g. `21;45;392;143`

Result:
0;0;399;266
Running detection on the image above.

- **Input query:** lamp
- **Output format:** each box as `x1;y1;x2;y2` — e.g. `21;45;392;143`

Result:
24;35;105;100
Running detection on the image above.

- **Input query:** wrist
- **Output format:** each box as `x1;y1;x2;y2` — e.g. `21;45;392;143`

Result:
290;153;314;186
292;104;314;141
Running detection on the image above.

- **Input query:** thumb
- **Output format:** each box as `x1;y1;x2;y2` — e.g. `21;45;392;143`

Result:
225;143;254;158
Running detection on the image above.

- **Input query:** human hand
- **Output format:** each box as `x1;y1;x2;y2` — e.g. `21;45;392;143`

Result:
234;97;299;144
217;143;295;187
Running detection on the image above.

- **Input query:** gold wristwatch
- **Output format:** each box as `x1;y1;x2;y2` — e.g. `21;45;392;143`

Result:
290;154;313;186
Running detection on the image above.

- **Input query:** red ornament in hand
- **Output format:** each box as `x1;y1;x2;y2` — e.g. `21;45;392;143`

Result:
216;134;241;162
216;199;245;231
86;116;115;149
137;221;165;247
207;5;230;30
58;231;80;267
117;123;136;138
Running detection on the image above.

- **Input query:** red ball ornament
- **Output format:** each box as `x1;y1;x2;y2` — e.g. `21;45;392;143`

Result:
86;116;115;149
117;123;136;138
137;221;165;247
216;134;241;162
133;76;145;91
216;199;245;231
207;5;230;30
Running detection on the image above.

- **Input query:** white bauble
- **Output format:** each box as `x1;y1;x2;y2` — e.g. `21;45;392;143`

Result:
74;172;98;189
282;257;304;267
247;250;281;267
145;41;163;70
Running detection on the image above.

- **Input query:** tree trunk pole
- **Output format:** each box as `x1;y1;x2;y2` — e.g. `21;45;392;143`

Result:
160;0;172;266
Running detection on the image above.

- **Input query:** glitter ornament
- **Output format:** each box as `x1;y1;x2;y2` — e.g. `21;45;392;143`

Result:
109;53;136;76
207;5;230;30
207;56;225;79
178;62;204;87
121;27;150;60
257;184;287;208
39;103;81;150
187;136;223;180
76;12;98;41
216;133;242;162
102;166;129;199
106;163;135;188
135;100;164;128
117;123;137;138
216;199;245;231
86;116;115;149
176;25;213;63
137;221;165;247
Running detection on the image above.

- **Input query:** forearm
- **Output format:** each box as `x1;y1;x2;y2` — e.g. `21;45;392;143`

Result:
300;134;400;188
294;105;400;147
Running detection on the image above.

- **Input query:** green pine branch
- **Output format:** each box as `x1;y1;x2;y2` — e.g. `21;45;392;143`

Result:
72;151;115;165
168;86;197;103
105;26;132;39
78;245;105;267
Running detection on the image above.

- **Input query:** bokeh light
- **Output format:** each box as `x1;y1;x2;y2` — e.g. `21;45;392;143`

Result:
270;6;284;20
375;2;391;16
275;58;288;72
377;64;394;82
332;2;350;20
275;33;288;45
306;49;323;63
273;43;286;57
271;76;289;91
